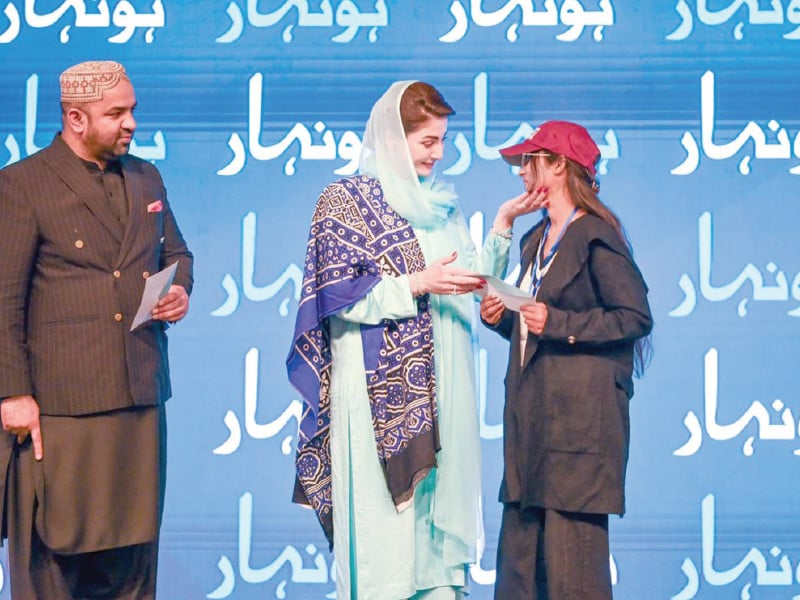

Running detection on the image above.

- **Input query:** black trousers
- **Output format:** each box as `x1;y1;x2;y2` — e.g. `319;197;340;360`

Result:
494;503;612;600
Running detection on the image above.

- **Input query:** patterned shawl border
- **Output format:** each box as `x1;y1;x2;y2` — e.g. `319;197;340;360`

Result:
287;276;380;440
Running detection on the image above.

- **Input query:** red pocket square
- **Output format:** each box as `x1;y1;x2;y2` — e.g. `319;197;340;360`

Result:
147;200;163;213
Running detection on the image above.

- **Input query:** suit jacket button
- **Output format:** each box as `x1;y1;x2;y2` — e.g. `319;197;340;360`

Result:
142;271;150;278
114;313;123;322
113;270;121;278
567;335;576;344
75;240;84;249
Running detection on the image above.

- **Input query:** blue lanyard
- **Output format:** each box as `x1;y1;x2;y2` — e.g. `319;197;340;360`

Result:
529;207;579;299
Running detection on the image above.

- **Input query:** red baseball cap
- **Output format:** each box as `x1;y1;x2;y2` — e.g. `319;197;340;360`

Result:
499;120;600;175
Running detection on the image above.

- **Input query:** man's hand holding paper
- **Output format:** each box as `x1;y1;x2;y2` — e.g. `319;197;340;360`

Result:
152;284;190;323
130;262;180;331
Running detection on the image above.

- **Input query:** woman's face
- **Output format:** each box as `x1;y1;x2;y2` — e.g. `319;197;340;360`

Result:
405;115;448;178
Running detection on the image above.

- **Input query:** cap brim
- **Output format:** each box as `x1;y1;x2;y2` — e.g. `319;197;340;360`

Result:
498;140;542;166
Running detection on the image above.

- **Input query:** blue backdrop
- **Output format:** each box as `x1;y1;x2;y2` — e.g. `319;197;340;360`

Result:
2;1;800;598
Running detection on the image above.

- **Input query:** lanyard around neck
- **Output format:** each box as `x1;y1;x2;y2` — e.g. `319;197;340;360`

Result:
529;207;579;299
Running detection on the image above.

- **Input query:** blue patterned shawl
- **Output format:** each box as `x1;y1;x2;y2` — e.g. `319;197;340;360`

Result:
286;175;437;545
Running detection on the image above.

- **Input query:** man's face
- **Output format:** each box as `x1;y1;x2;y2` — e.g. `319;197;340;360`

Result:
81;79;137;163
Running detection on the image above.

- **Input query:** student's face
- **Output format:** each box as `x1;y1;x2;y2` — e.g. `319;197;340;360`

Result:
519;152;556;193
405;116;448;178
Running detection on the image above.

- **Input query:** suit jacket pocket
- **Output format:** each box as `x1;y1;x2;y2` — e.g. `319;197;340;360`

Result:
40;314;100;326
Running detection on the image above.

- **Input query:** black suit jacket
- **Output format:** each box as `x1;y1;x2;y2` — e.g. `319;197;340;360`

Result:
487;214;652;515
0;135;193;415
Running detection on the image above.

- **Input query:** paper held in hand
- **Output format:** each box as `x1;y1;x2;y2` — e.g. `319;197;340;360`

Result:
130;261;179;331
474;274;533;312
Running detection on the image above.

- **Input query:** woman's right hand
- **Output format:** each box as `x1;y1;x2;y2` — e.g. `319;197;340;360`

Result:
480;295;505;325
411;252;486;296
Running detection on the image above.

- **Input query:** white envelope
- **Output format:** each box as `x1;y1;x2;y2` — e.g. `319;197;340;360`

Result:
474;274;533;312
130;261;179;331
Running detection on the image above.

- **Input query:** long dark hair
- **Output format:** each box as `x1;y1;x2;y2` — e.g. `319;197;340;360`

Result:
534;152;653;376
399;82;455;134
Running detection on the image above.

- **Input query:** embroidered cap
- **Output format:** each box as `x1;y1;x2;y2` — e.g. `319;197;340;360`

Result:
60;61;130;103
499;120;600;175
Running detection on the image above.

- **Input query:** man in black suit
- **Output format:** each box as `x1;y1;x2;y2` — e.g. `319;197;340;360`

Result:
0;61;193;598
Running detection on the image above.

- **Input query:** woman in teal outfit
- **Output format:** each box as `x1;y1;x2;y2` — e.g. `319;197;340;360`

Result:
288;81;543;599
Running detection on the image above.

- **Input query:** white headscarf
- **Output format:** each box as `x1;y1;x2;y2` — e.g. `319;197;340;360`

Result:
359;81;458;229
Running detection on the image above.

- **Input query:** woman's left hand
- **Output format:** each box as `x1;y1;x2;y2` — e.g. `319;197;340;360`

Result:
480;295;505;325
520;301;548;335
492;187;549;232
